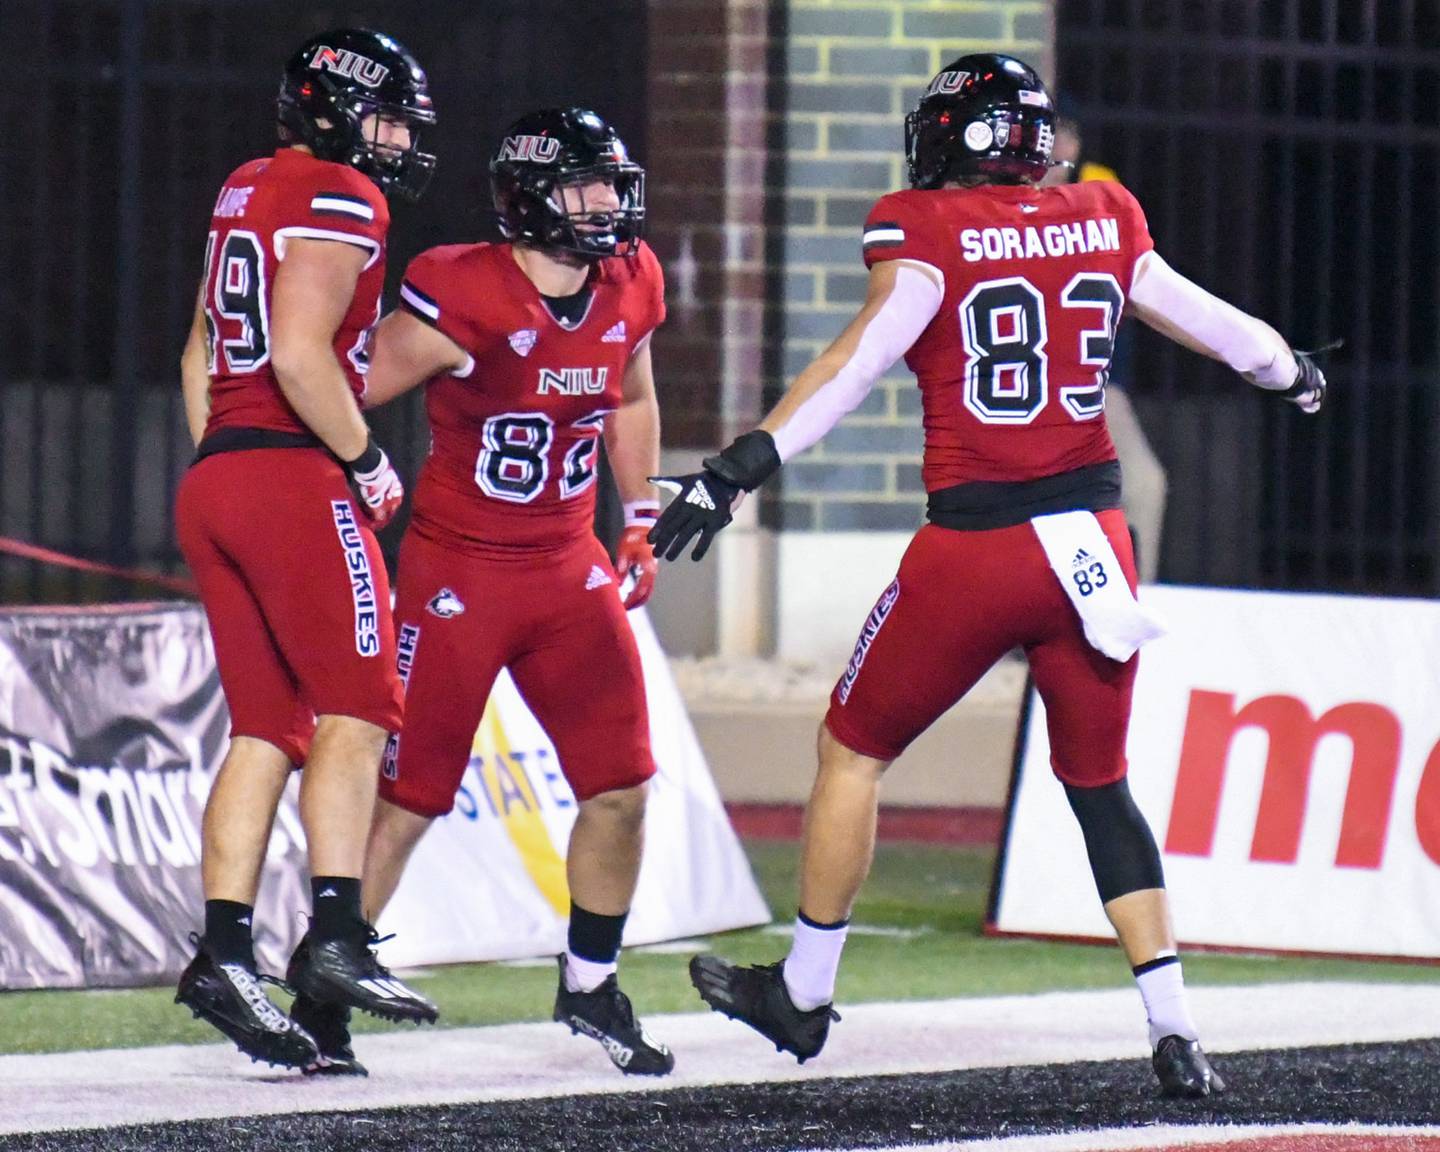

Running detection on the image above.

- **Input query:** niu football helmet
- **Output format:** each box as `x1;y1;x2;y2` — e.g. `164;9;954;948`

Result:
277;28;437;200
905;54;1057;189
491;108;645;260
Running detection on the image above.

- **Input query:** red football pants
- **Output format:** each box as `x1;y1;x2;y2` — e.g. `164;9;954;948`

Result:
824;510;1138;787
176;449;403;765
379;529;654;817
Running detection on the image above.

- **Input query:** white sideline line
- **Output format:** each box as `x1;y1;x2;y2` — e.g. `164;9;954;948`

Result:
1;982;1438;1137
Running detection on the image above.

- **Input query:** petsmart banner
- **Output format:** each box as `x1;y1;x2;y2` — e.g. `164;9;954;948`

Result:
0;603;310;989
991;585;1440;959
0;603;766;989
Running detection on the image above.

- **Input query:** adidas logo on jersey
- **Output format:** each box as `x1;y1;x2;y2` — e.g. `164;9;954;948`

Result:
509;328;538;357
601;320;627;343
685;483;717;511
426;587;465;618
1071;548;1093;569
585;565;613;591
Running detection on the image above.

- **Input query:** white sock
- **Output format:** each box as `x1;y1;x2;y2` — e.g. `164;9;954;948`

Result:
1134;954;1199;1047
564;951;617;993
782;913;849;1011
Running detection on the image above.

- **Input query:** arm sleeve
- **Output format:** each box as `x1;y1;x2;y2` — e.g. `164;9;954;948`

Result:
275;172;388;271
399;250;474;356
770;265;943;461
1128;251;1296;389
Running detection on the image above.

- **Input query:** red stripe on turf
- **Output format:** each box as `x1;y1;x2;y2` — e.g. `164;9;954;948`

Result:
726;803;1002;844
1145;1138;1440;1151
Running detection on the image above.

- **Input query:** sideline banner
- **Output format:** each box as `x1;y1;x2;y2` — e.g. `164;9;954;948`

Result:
0;604;309;989
0;604;767;989
991;585;1440;959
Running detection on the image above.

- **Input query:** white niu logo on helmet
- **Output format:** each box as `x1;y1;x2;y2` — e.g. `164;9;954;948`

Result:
499;134;561;164
686;482;716;511
925;70;972;97
310;46;391;89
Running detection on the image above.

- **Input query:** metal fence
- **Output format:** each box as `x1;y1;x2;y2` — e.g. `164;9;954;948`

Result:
0;0;646;601
1060;0;1440;594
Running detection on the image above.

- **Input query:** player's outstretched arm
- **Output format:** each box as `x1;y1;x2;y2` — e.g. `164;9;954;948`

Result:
363;309;471;410
179;284;211;448
606;340;662;608
271;237;404;526
649;260;942;562
1127;251;1326;413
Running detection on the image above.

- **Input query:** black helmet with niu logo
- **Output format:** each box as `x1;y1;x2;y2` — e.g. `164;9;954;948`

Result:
905;53;1056;189
277;28;437;200
491;108;645;261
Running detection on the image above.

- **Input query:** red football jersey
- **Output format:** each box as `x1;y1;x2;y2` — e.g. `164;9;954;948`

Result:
399;241;666;558
862;181;1153;490
200;148;390;438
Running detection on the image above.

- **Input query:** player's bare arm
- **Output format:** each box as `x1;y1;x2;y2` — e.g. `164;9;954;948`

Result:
269;237;375;461
179;285;211;448
605;339;662;509
606;339;663;607
1127;250;1325;413
363;308;470;409
650;258;942;561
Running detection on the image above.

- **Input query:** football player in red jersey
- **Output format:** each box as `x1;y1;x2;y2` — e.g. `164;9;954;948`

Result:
174;28;439;1072
349;108;672;1076
654;55;1326;1098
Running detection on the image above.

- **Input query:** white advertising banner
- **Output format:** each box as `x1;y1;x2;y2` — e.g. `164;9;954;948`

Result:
379;608;770;966
991;585;1440;959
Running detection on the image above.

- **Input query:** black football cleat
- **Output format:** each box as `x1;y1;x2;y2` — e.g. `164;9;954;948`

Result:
288;924;438;1026
553;956;675;1076
290;993;367;1077
689;954;839;1063
1153;1034;1227;1098
175;935;319;1069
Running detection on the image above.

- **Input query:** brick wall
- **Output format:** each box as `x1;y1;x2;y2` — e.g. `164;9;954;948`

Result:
646;0;1053;528
775;0;1051;531
646;0;777;448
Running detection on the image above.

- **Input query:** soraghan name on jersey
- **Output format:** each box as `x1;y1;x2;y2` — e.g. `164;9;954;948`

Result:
397;240;666;559
959;218;1121;263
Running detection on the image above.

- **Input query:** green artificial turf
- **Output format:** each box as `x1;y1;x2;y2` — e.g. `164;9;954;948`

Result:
0;839;1433;1056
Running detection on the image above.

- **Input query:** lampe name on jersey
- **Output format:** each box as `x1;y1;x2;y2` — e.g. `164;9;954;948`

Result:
398;241;665;558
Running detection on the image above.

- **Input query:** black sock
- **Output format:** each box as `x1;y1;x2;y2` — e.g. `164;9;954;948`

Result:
310;876;363;942
567;902;628;964
204;899;255;965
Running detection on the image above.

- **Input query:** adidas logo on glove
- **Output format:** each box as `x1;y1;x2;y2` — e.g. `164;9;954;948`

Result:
686;483;716;511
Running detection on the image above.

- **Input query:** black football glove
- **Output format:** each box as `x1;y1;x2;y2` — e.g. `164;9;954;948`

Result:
648;471;743;562
648;430;782;562
1275;340;1340;415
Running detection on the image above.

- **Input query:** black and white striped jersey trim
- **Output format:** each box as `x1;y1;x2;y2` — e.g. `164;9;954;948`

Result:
862;221;906;249
400;281;440;325
311;192;376;222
